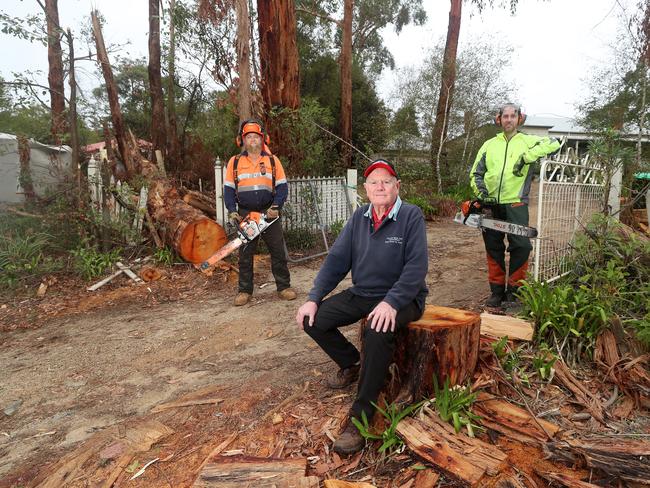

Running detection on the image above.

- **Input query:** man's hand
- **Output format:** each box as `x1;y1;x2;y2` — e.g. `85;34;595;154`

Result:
513;156;527;177
267;205;280;219
296;301;318;330
228;211;242;226
368;301;397;333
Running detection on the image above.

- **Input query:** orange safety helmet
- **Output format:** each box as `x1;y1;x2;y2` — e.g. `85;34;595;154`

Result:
494;103;527;127
236;119;271;147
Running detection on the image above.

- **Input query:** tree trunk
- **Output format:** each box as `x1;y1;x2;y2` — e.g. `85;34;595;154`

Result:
257;0;301;154
149;0;167;158
430;0;462;186
235;0;253;120
362;306;480;406
17;135;36;202
44;0;67;142
166;0;182;170
65;28;80;201
339;0;353;170
91;10;134;178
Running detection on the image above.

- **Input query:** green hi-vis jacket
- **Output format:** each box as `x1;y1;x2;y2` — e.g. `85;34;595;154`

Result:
470;132;561;204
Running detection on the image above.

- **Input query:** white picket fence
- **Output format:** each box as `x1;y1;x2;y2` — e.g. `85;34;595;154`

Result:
532;153;610;282
87;150;148;241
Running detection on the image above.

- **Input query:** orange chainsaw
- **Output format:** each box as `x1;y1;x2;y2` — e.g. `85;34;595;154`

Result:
454;199;538;238
196;212;278;273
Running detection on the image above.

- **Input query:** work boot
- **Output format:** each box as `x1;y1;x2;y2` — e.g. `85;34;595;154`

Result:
333;417;365;455
234;292;251;306
485;291;504;308
503;288;522;313
327;363;360;389
503;288;517;303
277;288;297;301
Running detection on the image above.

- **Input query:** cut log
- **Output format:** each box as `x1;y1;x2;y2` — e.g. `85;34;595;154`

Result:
479;312;533;341
396;409;507;487
146;166;227;264
193;456;319;487
473;392;560;445
544;437;650;485
385;305;480;403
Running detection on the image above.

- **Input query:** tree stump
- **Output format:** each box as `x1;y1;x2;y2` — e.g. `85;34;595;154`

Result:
371;305;480;405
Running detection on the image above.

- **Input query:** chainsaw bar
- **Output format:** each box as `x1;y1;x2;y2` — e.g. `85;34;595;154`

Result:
454;212;538;238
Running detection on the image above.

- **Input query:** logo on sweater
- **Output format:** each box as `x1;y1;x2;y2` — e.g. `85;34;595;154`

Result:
385;236;403;245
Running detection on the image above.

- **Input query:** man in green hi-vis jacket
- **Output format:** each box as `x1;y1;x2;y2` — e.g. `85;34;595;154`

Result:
470;103;561;308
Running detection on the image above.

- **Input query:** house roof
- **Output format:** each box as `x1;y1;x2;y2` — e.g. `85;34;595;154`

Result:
522;116;588;134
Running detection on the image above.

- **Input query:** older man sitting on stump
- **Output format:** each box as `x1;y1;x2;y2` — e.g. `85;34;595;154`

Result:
296;159;429;454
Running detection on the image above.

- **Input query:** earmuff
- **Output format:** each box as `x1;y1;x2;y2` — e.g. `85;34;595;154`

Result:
494;104;527;127
236;119;271;147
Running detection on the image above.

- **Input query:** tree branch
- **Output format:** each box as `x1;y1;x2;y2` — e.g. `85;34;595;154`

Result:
295;5;341;26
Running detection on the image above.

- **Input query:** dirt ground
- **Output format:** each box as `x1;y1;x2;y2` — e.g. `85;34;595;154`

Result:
0;219;491;486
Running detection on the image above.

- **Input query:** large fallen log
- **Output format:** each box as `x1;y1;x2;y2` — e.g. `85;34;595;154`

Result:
473;392;560;445
137;140;227;264
193;456;319;487
380;305;480;404
396;408;507;487
544;436;650;485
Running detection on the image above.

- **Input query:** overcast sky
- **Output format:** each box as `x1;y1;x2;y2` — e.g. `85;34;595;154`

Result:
0;0;625;119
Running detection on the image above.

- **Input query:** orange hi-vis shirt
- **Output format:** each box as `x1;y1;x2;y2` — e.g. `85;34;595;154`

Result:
223;150;288;213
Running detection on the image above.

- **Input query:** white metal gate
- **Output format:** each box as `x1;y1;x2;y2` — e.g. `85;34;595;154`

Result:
532;156;606;282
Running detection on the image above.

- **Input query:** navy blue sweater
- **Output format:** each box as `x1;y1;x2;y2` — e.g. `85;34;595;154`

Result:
308;198;429;311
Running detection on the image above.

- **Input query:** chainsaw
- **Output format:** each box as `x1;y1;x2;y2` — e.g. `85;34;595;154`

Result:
196;211;278;273
454;199;538;238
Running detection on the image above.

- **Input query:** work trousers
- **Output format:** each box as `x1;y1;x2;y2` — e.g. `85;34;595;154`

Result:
237;211;291;294
482;203;533;294
303;289;423;420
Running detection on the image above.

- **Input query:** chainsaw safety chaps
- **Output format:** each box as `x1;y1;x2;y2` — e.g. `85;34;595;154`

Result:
482;203;532;290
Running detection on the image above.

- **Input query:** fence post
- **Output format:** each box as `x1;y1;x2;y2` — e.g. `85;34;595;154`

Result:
347;169;357;210
608;163;623;220
87;155;101;210
214;157;225;227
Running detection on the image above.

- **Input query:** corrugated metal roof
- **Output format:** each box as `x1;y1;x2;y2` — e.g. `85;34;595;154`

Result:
523;116;587;133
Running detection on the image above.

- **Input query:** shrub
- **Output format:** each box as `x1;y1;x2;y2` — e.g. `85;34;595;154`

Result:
70;243;121;281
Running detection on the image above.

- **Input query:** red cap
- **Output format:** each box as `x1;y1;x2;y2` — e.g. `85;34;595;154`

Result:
363;159;399;179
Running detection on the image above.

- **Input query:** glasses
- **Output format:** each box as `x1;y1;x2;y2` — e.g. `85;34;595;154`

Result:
366;178;397;186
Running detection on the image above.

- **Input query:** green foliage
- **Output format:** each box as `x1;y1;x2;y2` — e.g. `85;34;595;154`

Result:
283;227;318;251
519;214;650;361
491;336;557;385
70;242;121;281
431;377;481;437
328;219;345;239
404;195;435;219
351;400;425;454
153;247;177;266
268;98;337;175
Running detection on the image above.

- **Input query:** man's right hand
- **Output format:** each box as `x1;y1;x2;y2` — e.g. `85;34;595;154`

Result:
228;211;242;226
296;301;318;330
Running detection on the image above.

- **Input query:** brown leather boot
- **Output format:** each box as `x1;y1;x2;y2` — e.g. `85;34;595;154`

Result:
326;364;360;389
333;417;365;455
234;292;251;306
277;288;297;301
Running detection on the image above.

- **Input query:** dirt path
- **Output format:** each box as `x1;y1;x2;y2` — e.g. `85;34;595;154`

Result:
0;220;488;484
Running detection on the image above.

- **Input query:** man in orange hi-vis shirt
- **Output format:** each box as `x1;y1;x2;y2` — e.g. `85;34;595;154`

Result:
224;119;297;306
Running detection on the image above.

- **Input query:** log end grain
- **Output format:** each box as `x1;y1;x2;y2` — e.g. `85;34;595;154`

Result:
179;219;227;264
